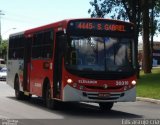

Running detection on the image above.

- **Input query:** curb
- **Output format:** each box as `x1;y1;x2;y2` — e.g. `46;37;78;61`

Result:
136;97;160;105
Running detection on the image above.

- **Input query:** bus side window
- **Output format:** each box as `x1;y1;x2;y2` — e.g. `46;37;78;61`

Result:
8;35;25;60
42;30;53;59
32;33;43;59
32;30;53;59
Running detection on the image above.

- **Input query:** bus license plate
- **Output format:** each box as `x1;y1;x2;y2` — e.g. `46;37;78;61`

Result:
98;93;110;98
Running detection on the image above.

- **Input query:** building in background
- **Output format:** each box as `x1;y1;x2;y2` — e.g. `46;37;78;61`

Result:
138;41;160;67
152;42;160;66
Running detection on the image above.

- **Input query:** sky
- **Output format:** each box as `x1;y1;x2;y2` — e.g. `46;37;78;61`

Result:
1;0;160;41
0;0;90;39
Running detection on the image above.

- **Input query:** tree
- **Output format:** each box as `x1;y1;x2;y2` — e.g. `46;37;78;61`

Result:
88;0;160;74
0;39;8;60
142;0;150;73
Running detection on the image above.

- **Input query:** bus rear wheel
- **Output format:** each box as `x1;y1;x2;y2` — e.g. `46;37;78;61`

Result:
99;102;114;111
15;77;24;100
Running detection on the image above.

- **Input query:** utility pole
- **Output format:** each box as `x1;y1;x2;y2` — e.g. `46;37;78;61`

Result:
0;10;5;44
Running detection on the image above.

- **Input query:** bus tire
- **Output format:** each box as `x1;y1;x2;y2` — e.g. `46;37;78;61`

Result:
99;102;114;111
45;84;59;110
24;94;32;100
14;77;24;100
45;84;53;109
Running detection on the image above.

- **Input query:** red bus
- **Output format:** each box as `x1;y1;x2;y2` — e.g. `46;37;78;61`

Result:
7;18;136;110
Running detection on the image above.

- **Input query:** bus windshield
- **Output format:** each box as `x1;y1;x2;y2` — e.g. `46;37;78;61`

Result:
65;36;134;72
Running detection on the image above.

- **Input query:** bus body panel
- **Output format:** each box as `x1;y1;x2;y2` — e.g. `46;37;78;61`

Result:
7;60;24;91
29;60;53;96
60;50;137;101
61;68;136;102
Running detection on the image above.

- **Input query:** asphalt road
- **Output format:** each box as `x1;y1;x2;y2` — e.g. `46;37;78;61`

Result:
0;81;160;125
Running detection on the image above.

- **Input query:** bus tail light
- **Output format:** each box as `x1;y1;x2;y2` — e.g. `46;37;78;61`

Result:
131;80;136;85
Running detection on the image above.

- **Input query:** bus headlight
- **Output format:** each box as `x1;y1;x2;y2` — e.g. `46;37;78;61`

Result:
131;80;136;85
67;79;72;84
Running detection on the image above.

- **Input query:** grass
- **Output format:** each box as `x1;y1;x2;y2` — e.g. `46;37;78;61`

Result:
136;68;160;99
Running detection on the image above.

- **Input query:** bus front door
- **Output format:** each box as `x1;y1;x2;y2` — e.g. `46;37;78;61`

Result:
23;38;31;91
53;34;65;98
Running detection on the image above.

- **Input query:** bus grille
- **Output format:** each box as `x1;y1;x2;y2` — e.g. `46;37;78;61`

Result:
83;92;124;100
85;85;123;90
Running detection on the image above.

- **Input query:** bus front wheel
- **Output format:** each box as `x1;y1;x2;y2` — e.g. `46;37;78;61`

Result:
45;84;60;109
99;102;114;111
45;84;52;109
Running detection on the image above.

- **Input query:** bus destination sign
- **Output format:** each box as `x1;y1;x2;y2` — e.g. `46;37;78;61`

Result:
76;22;125;32
68;20;134;33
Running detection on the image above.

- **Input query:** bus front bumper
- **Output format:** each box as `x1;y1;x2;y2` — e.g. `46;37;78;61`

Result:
63;85;136;102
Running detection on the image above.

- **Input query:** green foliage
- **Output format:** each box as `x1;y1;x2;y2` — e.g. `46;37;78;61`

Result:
89;0;127;20
88;0;160;35
0;39;8;60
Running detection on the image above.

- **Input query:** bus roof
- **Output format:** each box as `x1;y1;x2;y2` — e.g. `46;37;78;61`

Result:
9;31;24;38
9;18;133;37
